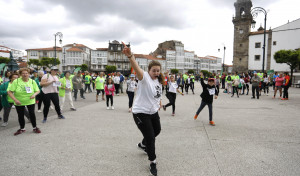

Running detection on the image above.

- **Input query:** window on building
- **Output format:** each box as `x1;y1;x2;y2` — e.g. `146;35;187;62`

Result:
240;44;243;47
273;41;277;46
255;55;260;61
255;42;261;48
117;65;121;69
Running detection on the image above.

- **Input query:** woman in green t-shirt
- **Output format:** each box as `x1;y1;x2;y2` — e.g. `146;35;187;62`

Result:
8;68;41;136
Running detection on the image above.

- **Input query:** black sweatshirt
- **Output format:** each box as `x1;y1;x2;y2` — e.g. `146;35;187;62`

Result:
200;78;219;104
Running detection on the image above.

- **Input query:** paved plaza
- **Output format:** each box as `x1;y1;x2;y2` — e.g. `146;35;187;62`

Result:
0;83;300;176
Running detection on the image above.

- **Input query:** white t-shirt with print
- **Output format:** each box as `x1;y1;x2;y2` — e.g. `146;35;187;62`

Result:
114;76;120;84
168;82;178;93
132;72;162;115
127;80;137;92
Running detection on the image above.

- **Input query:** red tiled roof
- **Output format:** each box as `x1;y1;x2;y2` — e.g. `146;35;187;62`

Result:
0;45;10;49
96;48;108;51
249;30;271;35
134;54;165;61
25;47;62;51
0;50;10;53
66;47;84;52
64;43;89;48
184;50;194;53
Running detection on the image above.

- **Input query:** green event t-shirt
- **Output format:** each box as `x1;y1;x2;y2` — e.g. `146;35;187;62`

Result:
95;77;105;90
8;78;39;106
183;74;188;81
0;77;3;84
7;83;14;103
85;75;92;84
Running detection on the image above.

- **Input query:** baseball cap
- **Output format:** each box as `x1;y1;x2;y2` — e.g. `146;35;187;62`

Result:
51;66;59;70
130;74;135;78
208;78;215;82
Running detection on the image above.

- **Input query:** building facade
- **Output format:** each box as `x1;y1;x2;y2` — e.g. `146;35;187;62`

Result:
134;54;166;72
0;45;24;60
107;40;131;74
26;47;62;68
90;48;108;72
62;43;91;71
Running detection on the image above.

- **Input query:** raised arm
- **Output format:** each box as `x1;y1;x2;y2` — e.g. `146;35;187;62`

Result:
122;42;144;81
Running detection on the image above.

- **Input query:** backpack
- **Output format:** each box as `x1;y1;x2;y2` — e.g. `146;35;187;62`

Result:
227;76;231;81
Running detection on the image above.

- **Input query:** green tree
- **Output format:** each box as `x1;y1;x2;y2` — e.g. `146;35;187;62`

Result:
170;69;179;74
39;57;60;68
274;49;300;83
0;57;10;64
188;69;195;74
201;70;210;77
105;65;117;73
28;59;41;68
81;64;88;71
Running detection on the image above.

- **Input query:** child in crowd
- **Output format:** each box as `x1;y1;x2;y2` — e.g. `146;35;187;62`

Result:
194;72;218;126
163;75;184;116
104;78;115;110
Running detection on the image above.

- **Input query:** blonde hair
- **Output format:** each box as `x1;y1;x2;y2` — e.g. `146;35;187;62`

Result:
19;68;30;75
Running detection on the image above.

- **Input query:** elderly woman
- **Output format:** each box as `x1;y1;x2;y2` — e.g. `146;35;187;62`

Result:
72;71;85;101
8;68;41;135
59;71;76;111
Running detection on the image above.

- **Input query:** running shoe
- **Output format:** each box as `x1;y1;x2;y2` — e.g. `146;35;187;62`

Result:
209;121;216;126
37;109;42;113
137;143;147;154
111;106;114;110
149;163;157;176
194;114;198;120
50;106;54;110
58;115;65;119
163;105;166;111
81;96;86;99
0;117;2;121
33;127;41;133
42;118;47;123
172;113;175;116
70;108;76;111
128;108;132;113
106;107;109;110
14;129;26;136
1;122;8;127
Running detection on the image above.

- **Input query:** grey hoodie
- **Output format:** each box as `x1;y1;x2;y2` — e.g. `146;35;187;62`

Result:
251;75;261;87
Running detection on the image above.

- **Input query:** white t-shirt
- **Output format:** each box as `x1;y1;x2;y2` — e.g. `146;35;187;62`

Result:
127;80;137;92
168;82;178;93
41;74;59;94
114;76;120;84
132;72;162;115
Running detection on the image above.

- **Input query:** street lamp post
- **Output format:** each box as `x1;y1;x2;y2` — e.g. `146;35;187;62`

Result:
251;7;267;73
54;32;63;66
218;45;226;74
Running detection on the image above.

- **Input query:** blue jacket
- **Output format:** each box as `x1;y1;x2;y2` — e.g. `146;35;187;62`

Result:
177;78;184;86
120;75;124;83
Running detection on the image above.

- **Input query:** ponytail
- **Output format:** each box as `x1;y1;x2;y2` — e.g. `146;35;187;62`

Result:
158;73;166;86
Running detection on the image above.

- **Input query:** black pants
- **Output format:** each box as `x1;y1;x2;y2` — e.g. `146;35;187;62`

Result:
74;88;84;99
15;104;36;129
222;79;225;89
85;84;92;93
106;95;113;107
3;103;30;123
127;91;134;108
191;82;194;90
216;85;220;94
232;86;239;96
133;112;161;161
37;90;44;110
196;101;213;121
263;82;269;94
43;93;62;118
243;84;249;95
115;84;120;94
178;85;184;93
165;92;176;113
283;85;290;98
92;82;95;90
252;85;259;99
185;84;194;93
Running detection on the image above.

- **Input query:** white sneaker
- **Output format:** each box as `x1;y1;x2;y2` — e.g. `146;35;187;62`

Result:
50;106;54;110
1;122;8;127
128;108;132;112
111;106;114;110
12;105;15;109
37;110;42;113
106;107;110;110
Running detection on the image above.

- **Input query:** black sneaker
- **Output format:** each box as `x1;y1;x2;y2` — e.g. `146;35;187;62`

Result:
137;143;147;154
58;115;65;119
163;105;166;111
150;163;157;176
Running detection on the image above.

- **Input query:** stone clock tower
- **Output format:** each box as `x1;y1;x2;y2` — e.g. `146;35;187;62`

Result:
232;0;253;72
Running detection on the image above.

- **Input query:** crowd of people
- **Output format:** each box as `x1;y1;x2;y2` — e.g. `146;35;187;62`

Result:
0;50;293;175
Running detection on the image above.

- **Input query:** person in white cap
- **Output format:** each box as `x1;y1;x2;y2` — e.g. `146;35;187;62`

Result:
40;66;65;123
126;74;137;112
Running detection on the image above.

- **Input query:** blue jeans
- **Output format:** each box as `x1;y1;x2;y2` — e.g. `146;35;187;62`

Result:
196;101;213;121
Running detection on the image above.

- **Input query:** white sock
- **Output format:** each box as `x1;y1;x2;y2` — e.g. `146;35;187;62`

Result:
151;160;156;164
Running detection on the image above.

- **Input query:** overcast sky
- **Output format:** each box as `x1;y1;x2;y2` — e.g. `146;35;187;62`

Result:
1;0;299;64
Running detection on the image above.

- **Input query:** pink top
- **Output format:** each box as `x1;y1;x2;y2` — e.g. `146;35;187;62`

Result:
104;84;115;96
275;77;284;87
41;74;59;94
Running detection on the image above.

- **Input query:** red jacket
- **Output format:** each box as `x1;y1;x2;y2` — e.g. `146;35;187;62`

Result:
285;75;290;86
104;84;115;96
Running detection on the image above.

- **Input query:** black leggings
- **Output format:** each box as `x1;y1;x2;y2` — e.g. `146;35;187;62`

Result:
3;103;30;123
252;86;259;99
127;91;134;108
185;84;194;93
85;84;92;93
178;85;184;93
106;95;113;106
196;101;213;121
115;84;120;94
74;88;84;99
15;104;36;129
283;86;289;98
263;82;269;94
43;93;61;118
37;90;44;110
165;92;176;113
243;84;249;94
232;86;239;96
133;112;161;161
